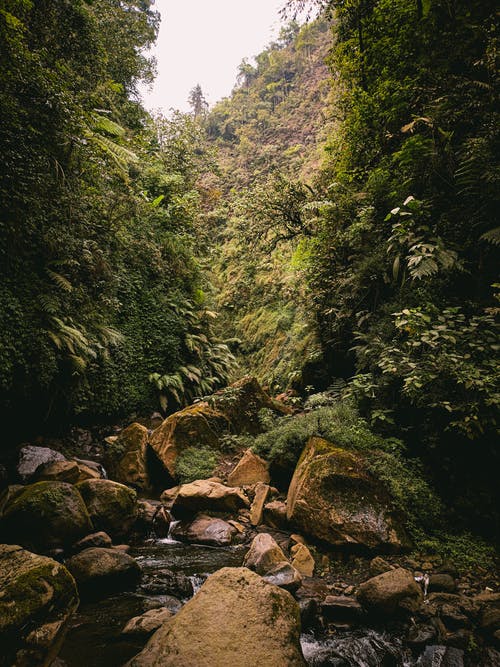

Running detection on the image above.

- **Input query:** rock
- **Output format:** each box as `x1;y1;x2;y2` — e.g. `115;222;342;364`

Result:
417;645;464;666
160;486;180;508
113;544;131;553
321;596;364;624
227;449;270;487
170;514;237;546
262;561;303;592
76;479;138;540
370;556;394;577
429;574;457;593
243;533;289;575
356;568;423;616
0;544;78;667
127;567;305;666
474;592;500;636
122;608;173;638
34;461;81;484
104;423;151;491
0;484;24;514
406;623;438;649
65;547;140;598
140;568;193;599
171;479;249;517
286;436;409;552
71;458;106;480
149;403;229;478
0;481;92;552
249;482;270;526
17;445;66;483
291;543;315;577
136;500;171;537
72;531;112;552
264;500;288;529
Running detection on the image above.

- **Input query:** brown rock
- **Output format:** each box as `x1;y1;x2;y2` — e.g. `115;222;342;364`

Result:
160;486;180;508
243;533;288;575
249;482;270;526
104;423;151;491
76;479;138;541
429;573;457;593
370;556;394;577
34;461;81;484
287;436;409;552
291;543;315;577
321;596;364;623
72;531;112;552
262;562;303;592
227;449;270;487
170;514;237;546
65;547;140;598
357;568;423;616
171;479;249;517
127;567;305;666
264;500;288;529
122;608;173;638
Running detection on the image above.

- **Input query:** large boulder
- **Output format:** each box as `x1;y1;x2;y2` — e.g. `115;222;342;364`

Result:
76;479;137;540
356;568;423;616
127;567;306;666
149;403;229;478
171;479;249;517
286;436;408;552
0;544;78;667
0;481;92;552
17;445;66;483
170;514;237;546
227;448;270;487
65;547;140;598
34;461;82;484
104;422;151;491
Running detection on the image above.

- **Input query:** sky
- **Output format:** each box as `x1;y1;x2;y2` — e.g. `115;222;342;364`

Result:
140;0;287;113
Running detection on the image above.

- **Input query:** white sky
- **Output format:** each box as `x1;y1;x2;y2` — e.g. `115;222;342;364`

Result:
140;0;287;113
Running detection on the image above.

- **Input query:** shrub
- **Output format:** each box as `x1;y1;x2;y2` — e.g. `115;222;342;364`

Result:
175;446;217;484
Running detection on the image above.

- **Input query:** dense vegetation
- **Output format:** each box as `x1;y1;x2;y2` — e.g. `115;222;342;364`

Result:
0;0;234;438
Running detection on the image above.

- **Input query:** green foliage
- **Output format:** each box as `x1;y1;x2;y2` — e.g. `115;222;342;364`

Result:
175;446;218;484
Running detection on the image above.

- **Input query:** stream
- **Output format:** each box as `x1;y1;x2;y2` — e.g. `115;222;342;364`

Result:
59;536;416;667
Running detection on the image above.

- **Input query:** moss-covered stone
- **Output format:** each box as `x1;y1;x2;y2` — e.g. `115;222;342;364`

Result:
76;479;138;540
104;422;151;491
0;544;78;666
0;482;92;552
286;436;409;552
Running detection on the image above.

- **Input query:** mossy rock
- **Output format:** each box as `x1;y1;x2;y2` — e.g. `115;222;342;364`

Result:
76;479;138;540
286;436;410;552
0;544;79;666
104;422;151;491
0;481;93;552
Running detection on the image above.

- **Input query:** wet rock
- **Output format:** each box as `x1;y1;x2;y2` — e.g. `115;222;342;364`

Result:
262;561;303;592
72;531;112;552
127;567;305;666
286;436;409;552
370;556;394;577
136;500;171;537
264;500;288;529
227;448;270;487
171;479;249;517
300;598;321;632
160;486;180;508
76;479;138;541
0;481;92;552
170;514;237;546
0;544;78;667
429;574;457;594
140;568;193;599
406;623;438;649
17;445;66;483
357;568;423;616
321;596;364;624
249;482;270;526
122;607;173;638
243;533;288;575
65;547;140;598
291;543;315;577
104;423;151;491
417;645;464;666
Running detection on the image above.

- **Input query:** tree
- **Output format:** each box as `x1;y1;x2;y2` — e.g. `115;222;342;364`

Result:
188;84;209;118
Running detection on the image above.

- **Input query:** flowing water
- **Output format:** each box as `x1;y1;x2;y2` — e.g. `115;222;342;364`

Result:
59;537;416;667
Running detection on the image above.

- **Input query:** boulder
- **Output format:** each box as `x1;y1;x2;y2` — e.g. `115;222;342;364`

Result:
170;514;237;546
356;568;423;616
122;608;173;638
171;479;249;517
71;458;106;480
160;486;180;508
72;531;112;552
262;562;303;592
429;573;457;594
369;556;394;577
34;461;81;484
127;567;306;666
291;543;315;577
104;422;151;491
17;446;66;483
243;533;288;575
227;449;270;487
264;500;288;529
0;481;92;552
65;547;140;598
0;544;78;667
136;500;171;538
149;403;229;478
76;479;137;540
249;482;270;526
321;596;364;624
140;568;193;598
286;436;409;552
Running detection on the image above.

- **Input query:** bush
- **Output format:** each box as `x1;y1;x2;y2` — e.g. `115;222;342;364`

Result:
175;446;217;484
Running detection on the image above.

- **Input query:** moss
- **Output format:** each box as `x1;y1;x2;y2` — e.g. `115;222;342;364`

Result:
175;446;217;484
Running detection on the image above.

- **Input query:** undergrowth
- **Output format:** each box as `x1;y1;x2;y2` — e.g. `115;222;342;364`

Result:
175;446;217;484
